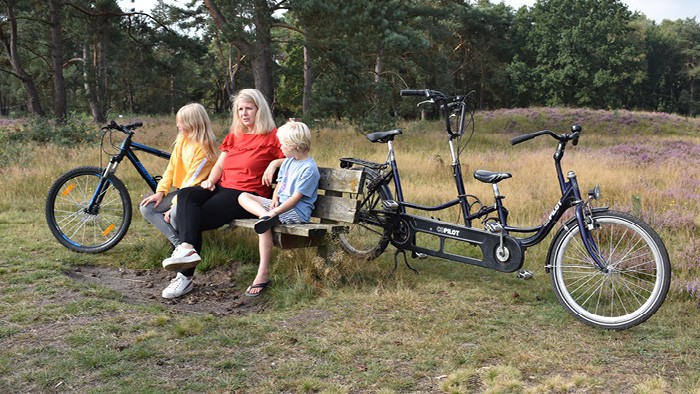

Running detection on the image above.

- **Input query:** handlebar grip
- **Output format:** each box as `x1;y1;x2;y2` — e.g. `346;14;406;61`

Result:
400;89;429;97
126;122;143;129
510;133;538;145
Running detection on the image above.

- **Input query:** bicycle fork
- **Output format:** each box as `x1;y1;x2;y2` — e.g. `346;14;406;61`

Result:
87;158;121;215
568;173;609;272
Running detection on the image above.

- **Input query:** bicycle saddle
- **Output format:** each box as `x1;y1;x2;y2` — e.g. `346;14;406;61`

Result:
473;170;512;184
366;129;402;143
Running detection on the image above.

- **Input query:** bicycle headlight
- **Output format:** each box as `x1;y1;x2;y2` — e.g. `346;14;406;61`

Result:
588;185;601;200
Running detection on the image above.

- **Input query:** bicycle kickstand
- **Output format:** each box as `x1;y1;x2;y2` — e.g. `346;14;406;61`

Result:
391;248;419;276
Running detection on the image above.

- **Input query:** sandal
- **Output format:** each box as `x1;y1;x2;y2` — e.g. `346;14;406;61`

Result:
254;215;280;234
244;280;272;297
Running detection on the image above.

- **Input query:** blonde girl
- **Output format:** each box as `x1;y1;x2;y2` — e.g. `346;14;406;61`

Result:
139;103;218;247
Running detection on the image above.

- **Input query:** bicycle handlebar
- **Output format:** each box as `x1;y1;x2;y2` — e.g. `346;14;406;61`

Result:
400;89;447;101
510;125;582;146
104;120;143;133
401;88;469;137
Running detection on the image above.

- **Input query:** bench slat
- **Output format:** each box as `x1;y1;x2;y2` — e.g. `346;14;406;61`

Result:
229;218;348;237
312;194;360;223
318;167;364;194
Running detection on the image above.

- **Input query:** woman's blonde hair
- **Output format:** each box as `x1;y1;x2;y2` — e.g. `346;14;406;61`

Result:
230;88;276;135
277;121;311;153
176;103;219;161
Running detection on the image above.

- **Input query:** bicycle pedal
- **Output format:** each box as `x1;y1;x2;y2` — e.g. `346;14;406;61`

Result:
516;270;533;280
485;222;504;233
383;200;399;211
412;251;428;259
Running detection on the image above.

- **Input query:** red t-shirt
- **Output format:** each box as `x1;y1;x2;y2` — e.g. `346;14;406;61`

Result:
218;129;284;197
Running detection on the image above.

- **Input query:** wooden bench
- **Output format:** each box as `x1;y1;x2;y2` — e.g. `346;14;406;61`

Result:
228;167;365;262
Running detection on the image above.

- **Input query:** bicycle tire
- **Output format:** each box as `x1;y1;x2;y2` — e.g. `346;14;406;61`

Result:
338;169;393;260
548;210;670;330
46;166;132;253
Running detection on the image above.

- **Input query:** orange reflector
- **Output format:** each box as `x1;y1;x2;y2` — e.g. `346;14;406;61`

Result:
62;184;75;197
102;224;115;237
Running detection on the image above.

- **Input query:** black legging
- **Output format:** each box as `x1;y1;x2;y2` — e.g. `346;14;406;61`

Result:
175;185;256;276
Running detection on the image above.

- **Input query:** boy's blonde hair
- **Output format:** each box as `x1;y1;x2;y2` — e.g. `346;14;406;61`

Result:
230;88;276;135
277;121;311;153
176;103;219;161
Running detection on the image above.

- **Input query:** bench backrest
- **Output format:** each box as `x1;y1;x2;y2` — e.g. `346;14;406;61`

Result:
311;167;365;223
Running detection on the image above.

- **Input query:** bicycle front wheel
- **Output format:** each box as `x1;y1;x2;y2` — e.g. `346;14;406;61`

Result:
548;210;670;330
338;169;393;260
46;166;132;253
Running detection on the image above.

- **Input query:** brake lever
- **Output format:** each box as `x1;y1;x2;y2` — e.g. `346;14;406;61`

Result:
417;99;434;107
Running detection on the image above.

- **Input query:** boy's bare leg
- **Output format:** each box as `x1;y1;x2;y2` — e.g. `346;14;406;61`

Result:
238;193;269;217
247;230;273;295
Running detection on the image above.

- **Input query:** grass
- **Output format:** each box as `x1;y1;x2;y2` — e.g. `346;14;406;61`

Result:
1;108;700;392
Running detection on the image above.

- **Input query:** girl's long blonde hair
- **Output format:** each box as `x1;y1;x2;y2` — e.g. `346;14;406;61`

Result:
230;88;276;135
176;103;219;161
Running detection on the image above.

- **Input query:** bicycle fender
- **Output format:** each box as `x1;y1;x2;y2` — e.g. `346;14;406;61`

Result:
545;207;609;272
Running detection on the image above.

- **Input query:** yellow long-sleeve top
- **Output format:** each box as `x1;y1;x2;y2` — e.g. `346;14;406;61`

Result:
156;137;215;207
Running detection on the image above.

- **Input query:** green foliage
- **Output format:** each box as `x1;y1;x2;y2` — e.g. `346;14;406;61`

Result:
4;115;97;146
511;0;645;108
1;0;699;123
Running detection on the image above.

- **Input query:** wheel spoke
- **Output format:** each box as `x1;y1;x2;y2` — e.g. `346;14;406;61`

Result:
549;211;670;329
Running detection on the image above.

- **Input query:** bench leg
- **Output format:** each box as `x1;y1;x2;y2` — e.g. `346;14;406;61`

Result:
316;236;339;266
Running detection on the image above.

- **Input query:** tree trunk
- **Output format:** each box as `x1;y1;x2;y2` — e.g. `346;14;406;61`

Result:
303;43;312;116
49;0;67;122
170;74;175;115
374;49;383;119
83;45;98;119
204;0;275;105
83;41;108;124
95;38;108;123
251;0;274;105
0;3;46;117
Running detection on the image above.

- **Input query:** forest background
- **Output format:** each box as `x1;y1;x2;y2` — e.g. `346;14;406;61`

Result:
1;0;699;137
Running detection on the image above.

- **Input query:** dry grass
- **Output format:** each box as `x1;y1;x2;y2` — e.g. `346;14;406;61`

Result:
1;108;699;392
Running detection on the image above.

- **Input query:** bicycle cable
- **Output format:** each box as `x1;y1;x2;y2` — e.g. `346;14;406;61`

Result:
457;90;478;158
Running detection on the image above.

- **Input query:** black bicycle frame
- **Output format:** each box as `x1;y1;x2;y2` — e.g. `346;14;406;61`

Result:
379;128;608;271
88;131;170;214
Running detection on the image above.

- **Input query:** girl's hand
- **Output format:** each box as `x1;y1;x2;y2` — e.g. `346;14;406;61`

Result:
164;208;172;223
141;192;164;207
200;180;216;191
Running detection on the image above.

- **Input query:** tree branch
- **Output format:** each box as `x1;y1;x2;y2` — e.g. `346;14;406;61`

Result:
272;22;305;36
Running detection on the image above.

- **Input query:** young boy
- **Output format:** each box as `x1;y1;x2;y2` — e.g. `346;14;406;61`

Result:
237;121;320;296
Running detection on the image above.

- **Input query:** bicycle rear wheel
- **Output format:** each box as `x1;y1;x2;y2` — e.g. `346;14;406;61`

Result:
338;169;392;260
46;166;132;253
548;210;670;330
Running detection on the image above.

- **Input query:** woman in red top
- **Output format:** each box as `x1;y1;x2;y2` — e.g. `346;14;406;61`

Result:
160;89;285;299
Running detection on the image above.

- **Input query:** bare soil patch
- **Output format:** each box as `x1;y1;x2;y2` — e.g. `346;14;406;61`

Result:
65;265;266;316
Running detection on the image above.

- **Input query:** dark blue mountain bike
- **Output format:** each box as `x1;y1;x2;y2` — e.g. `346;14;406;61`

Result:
46;121;170;253
339;89;670;329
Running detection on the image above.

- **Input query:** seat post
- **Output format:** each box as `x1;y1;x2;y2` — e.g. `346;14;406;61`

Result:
492;183;502;199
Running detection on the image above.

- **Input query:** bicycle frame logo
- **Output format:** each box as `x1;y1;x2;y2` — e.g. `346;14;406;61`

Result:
546;200;563;226
436;225;460;237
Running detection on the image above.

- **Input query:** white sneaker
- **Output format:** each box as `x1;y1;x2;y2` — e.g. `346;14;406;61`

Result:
162;245;201;271
162;273;193;299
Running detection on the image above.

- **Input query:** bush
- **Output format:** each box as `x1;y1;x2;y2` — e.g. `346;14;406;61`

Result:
20;114;98;145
